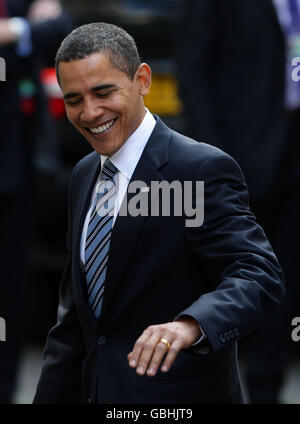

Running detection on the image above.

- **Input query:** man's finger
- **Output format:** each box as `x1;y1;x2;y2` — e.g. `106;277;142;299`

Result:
128;327;153;368
135;333;162;375
146;339;172;377
160;340;181;373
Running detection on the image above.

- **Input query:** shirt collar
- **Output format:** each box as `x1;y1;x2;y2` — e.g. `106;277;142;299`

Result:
100;108;156;180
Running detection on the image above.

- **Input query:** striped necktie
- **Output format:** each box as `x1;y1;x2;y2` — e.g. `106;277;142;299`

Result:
85;159;118;318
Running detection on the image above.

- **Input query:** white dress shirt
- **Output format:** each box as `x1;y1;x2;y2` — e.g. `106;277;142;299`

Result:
80;108;156;266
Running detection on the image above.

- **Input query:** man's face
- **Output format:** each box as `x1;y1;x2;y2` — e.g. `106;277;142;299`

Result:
58;52;151;157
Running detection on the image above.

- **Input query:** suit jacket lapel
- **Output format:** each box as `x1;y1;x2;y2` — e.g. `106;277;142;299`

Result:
100;117;171;318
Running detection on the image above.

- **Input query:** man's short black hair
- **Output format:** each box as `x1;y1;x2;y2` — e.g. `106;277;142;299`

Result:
55;22;141;82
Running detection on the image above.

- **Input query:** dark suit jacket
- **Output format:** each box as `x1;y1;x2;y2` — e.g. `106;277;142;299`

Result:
176;0;286;201
33;116;284;404
0;0;73;193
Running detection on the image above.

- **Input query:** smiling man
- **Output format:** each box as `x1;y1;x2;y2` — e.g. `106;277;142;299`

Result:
33;23;285;404
59;51;149;157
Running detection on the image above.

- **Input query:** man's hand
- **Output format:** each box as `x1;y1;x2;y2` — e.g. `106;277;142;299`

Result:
28;0;62;22
127;315;201;377
0;19;18;45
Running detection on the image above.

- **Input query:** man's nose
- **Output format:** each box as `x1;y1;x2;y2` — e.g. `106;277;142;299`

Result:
81;100;104;123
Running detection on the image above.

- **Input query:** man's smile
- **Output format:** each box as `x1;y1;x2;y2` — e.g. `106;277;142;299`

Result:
85;118;118;135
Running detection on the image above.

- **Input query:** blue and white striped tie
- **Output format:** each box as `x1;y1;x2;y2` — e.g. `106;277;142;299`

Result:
85;159;118;318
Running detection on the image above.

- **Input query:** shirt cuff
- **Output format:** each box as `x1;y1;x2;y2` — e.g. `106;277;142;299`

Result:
174;314;211;354
189;323;210;354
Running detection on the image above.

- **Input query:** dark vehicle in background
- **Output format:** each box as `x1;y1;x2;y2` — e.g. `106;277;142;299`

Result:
28;0;184;342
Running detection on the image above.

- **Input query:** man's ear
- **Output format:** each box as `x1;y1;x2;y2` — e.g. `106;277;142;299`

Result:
136;63;151;96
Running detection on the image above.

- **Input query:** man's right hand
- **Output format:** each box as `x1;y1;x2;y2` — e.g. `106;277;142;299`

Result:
0;19;18;45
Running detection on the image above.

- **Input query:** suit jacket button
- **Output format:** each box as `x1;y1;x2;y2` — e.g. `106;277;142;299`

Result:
98;336;107;346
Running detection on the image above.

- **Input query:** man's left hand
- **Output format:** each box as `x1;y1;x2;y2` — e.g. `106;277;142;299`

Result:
127;315;201;377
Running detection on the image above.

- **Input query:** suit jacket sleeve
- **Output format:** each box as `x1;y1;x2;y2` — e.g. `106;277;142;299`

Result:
181;151;285;352
33;167;86;404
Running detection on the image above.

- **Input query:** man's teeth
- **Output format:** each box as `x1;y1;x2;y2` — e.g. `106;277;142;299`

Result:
89;119;114;134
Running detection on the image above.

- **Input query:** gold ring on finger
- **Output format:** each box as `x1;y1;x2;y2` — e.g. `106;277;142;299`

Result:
159;338;171;350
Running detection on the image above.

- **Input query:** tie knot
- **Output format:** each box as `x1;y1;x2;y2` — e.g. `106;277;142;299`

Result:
101;159;118;181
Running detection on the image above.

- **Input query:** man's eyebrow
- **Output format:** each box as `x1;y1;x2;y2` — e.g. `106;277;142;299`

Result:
64;84;116;100
64;92;79;100
91;84;116;92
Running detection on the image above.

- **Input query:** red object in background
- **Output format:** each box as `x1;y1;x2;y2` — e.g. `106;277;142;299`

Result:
40;68;66;120
48;97;66;119
0;0;8;18
20;97;36;116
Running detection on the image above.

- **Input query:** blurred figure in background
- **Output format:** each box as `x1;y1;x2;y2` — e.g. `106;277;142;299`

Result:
176;0;300;403
0;0;72;403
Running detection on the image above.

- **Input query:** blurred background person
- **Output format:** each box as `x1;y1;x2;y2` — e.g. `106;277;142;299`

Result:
176;0;300;403
0;0;72;403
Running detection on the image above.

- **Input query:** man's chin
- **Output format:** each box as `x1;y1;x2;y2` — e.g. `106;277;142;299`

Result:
89;141;118;158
